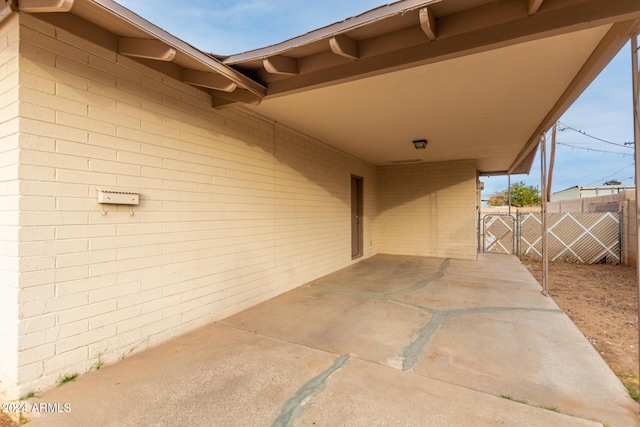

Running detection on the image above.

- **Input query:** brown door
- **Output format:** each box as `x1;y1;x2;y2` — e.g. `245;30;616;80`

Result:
351;176;363;259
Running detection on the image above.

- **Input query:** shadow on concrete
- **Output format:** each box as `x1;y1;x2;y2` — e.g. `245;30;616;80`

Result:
22;254;638;427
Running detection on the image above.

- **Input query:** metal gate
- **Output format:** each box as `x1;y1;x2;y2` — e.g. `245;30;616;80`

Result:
481;214;515;254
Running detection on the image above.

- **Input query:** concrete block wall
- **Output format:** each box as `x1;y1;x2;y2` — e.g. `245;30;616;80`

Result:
622;201;637;267
11;13;377;396
377;160;478;259
0;14;20;398
547;192;628;213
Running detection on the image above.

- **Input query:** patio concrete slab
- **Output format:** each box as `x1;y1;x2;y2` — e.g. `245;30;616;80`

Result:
311;254;444;294
23;324;340;427
221;285;431;368
19;254;639;426
392;275;558;310
298;358;601;427
414;310;635;426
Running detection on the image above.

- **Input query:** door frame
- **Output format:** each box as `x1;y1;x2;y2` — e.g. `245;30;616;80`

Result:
351;175;364;259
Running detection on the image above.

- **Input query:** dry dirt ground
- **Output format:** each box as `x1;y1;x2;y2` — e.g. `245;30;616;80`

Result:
1;260;637;426
524;259;639;400
0;411;16;427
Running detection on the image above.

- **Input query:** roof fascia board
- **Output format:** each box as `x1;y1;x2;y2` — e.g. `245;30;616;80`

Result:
259;0;640;98
83;0;265;97
224;0;442;63
508;18;640;174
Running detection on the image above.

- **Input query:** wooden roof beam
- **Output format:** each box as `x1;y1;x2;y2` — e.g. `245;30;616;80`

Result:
118;37;176;61
329;34;359;60
263;56;299;75
19;0;73;13
528;0;544;16
182;69;236;92
211;88;262;109
419;7;437;41
264;0;640;98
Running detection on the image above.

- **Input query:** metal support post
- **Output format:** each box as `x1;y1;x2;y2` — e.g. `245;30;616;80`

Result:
630;32;640;413
540;132;549;296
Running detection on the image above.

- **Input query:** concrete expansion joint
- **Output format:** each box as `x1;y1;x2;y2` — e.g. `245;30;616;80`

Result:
271;354;350;427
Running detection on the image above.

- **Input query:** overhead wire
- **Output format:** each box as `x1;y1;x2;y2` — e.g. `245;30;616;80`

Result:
557;120;633;148
482;122;633;196
556;141;631;156
553;162;635;186
551;121;634;187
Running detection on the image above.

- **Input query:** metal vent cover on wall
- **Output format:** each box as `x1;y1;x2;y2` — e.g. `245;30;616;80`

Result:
97;189;140;205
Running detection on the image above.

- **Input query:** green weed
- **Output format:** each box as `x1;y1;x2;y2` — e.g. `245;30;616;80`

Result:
501;394;527;404
57;373;78;386
18;391;36;400
618;373;640;402
90;354;105;372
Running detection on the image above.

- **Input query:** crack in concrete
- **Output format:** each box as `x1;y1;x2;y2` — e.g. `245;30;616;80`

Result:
398;305;563;371
401;312;452;371
388;258;451;296
309;263;563;373
272;354;350;427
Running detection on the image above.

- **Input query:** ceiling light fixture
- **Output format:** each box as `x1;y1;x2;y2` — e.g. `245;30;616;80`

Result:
413;139;428;149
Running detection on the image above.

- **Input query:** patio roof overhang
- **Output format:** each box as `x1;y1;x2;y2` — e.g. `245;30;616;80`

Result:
11;0;640;176
5;0;267;103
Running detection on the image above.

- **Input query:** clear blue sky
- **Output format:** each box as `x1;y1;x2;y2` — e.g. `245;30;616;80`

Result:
115;0;636;198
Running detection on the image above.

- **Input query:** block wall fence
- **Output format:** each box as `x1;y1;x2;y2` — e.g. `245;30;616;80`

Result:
622;201;637;267
0;13;478;397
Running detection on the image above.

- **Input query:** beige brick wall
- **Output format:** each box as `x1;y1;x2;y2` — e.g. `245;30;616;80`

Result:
6;12;482;397
13;14;378;396
0;14;20;398
377;160;478;259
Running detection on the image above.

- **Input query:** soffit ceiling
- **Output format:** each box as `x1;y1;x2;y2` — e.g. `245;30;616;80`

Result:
244;25;610;173
223;0;640;174
16;0;640;175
